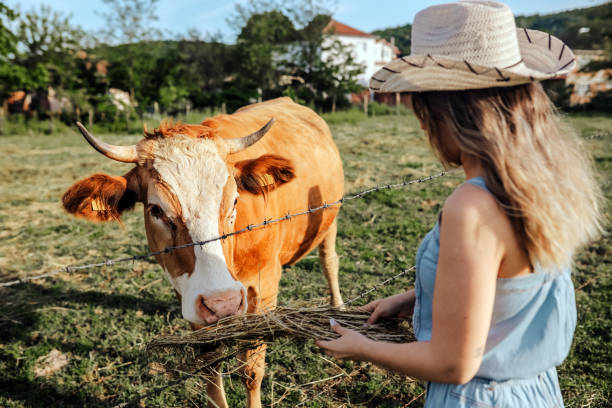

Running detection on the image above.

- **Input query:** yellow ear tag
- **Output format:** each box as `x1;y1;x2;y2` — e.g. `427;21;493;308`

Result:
259;174;275;187
91;198;110;211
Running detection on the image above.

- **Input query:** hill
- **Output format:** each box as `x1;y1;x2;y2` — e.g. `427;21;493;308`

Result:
373;2;612;56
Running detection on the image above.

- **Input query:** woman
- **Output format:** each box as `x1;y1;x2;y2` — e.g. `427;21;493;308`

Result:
316;1;603;406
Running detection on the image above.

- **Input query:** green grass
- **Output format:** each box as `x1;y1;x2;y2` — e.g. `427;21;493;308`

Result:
0;112;610;407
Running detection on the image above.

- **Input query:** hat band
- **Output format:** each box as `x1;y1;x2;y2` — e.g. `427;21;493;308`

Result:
369;55;525;91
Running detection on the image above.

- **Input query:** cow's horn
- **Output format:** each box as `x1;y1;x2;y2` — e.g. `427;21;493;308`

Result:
227;118;275;154
76;122;138;163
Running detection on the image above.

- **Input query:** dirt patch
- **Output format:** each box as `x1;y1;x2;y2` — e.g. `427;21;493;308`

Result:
34;349;70;377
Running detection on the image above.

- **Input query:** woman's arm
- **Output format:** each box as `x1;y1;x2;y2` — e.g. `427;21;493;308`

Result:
317;185;504;384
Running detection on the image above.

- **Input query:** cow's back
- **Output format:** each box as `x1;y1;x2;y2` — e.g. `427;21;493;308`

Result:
203;98;344;278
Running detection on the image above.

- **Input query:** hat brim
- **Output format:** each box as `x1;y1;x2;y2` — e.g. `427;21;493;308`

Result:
369;28;576;92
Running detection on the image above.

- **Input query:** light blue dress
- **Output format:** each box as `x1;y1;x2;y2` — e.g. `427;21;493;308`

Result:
413;176;576;407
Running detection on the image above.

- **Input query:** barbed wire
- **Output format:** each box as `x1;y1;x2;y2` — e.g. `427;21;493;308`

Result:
582;131;610;140
0;171;448;288
342;265;416;307
1;128;608;289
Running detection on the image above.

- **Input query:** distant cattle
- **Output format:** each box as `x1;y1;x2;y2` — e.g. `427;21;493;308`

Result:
566;68;612;105
62;97;344;408
108;88;135;111
6;88;71;117
6;91;32;114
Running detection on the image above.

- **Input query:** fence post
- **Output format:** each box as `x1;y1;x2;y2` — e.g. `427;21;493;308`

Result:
88;109;93;128
396;92;400;115
0;100;7;135
221;102;227;114
364;95;368;118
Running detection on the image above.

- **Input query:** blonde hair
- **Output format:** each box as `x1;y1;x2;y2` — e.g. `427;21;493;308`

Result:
412;83;603;269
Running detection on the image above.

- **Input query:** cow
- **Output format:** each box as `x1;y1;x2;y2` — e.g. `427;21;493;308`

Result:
61;97;344;408
6;88;71;117
7;91;32;114
108;88;136;111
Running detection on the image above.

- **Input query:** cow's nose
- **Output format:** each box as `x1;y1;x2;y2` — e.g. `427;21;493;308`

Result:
196;289;245;324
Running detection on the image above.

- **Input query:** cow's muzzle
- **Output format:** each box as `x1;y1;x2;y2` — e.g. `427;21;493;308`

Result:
195;288;246;325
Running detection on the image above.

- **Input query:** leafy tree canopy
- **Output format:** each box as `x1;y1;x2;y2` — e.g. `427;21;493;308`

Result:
372;24;411;56
238;10;297;43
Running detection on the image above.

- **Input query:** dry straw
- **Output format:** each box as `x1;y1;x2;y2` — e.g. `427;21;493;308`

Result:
147;306;414;369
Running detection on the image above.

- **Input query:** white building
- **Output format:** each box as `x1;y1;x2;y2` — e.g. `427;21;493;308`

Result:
323;19;400;87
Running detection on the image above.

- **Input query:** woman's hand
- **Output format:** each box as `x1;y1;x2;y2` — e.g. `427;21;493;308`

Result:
362;289;416;325
315;319;372;360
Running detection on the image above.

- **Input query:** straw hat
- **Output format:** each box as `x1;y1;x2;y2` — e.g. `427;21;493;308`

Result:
369;0;576;92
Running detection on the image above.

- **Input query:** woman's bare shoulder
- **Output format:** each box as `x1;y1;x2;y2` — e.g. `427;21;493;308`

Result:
442;182;503;224
439;182;510;268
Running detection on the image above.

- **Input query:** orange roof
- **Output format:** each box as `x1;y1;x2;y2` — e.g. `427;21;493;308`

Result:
324;19;375;38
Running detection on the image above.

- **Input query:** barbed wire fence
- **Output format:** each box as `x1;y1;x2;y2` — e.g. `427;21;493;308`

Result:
1;170;452;406
581;131;610;140
0;171;448;288
2;130;607;289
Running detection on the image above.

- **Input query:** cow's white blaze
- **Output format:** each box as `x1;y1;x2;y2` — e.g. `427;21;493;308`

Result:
152;136;245;324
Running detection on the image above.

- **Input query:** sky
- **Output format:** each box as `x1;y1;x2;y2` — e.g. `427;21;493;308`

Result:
7;0;608;43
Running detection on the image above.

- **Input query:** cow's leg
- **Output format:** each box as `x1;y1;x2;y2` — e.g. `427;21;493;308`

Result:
237;343;267;408
190;319;228;408
318;218;343;307
237;285;278;408
205;369;229;408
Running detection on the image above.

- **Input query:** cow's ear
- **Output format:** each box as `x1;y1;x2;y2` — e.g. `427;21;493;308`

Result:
62;173;138;222
234;155;296;195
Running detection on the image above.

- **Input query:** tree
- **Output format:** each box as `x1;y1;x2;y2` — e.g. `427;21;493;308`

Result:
0;4;83;97
174;34;234;109
228;0;335;34
12;5;84;91
234;10;297;101
228;0;363;111
372;24;411;56
0;2;28;100
284;14;363;110
97;0;163;106
97;0;162;45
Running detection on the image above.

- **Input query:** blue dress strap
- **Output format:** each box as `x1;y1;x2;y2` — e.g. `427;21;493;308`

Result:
437;177;489;225
463;176;489;192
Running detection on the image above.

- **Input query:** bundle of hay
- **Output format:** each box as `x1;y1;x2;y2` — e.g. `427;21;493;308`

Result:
148;306;414;369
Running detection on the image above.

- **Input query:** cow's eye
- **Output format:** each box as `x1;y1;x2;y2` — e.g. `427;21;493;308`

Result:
149;204;164;219
233;198;238;207
168;219;177;232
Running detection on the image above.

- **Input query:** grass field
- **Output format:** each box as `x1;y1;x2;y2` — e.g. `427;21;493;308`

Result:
0;111;610;407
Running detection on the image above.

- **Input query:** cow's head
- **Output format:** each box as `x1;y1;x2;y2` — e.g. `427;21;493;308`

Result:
62;119;295;325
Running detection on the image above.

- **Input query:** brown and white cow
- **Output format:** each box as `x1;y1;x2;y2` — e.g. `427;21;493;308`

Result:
62;97;344;407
